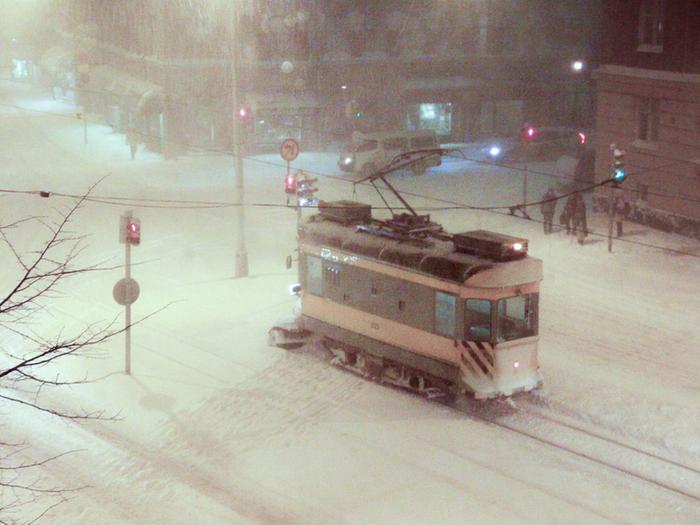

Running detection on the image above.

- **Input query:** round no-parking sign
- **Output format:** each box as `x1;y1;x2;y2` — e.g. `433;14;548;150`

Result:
113;277;140;306
280;138;300;162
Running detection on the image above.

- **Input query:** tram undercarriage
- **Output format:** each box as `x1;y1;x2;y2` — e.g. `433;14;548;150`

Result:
321;336;456;401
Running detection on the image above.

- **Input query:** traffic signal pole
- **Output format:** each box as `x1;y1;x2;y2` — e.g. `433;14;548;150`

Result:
124;211;133;375
607;182;615;253
231;3;248;278
607;145;626;253
125;238;132;374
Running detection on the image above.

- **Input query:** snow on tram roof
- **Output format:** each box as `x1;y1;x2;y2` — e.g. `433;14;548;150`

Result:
299;214;541;285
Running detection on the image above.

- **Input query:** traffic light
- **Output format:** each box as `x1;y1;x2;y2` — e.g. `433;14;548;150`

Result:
521;123;537;142
296;174;318;207
236;105;252;121
126;218;141;245
612;146;627;185
284;173;297;194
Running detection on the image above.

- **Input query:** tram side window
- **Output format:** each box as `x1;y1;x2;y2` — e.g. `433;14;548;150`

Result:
496;294;538;342
435;291;456;337
324;262;341;286
465;299;492;341
306;255;323;296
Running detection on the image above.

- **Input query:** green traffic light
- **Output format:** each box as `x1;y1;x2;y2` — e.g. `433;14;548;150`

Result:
613;168;627;182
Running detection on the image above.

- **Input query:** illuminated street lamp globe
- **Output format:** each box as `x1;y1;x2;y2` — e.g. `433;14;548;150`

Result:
571;60;584;72
281;60;294;74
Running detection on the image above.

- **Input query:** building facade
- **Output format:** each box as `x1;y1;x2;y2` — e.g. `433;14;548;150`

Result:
593;0;700;237
48;1;601;156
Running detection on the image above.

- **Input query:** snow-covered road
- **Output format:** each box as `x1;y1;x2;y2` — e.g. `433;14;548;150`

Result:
2;80;700;524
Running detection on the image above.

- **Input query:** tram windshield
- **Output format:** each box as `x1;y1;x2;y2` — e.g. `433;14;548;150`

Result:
496;294;538;342
465;294;539;343
465;299;492;342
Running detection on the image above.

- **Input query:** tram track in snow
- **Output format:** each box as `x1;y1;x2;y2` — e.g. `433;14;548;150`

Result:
454;395;700;504
299;339;700;504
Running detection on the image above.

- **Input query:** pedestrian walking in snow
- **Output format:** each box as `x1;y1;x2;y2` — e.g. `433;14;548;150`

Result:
540;187;557;234
612;192;630;237
571;193;588;244
127;126;139;160
561;194;576;235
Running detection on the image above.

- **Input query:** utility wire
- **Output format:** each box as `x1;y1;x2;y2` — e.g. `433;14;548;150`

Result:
1;100;699;256
2;178;700;259
3;97;700;205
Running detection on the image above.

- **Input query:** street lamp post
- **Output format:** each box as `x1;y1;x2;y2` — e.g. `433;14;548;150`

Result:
231;3;248;277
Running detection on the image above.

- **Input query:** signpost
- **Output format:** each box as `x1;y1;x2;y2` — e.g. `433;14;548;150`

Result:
116;211;140;375
281;137;300;186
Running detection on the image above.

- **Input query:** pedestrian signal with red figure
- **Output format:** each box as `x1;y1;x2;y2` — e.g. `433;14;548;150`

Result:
285;173;297;194
126;218;141;246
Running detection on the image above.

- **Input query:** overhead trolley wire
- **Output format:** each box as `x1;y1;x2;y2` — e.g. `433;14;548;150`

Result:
1;101;699;257
2;97;700;205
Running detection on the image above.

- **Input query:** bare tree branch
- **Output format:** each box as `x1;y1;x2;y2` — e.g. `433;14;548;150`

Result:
0;177;164;523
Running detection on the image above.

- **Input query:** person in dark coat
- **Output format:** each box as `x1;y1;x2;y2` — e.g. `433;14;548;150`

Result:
540;187;557;234
571;193;588;244
612;192;630;237
561;194;576;235
127;126;139;160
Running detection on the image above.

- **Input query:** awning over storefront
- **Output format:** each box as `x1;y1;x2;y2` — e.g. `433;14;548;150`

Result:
87;65;164;114
247;92;318;112
403;76;483;92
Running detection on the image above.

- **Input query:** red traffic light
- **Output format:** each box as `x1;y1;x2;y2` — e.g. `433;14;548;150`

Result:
237;105;251;120
578;132;586;144
284;174;297;194
521;125;537;141
126;220;140;245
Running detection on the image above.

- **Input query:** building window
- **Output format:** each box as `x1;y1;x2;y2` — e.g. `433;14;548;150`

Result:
434;292;456;337
398;300;405;311
638;0;665;50
637;97;660;141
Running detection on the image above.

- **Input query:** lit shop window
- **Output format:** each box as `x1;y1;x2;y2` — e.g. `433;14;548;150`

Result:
408;103;452;135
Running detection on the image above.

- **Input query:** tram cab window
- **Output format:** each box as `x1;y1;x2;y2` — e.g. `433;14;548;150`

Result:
306;255;323;296
434;291;456;337
496;294;538;342
465;299;492;341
